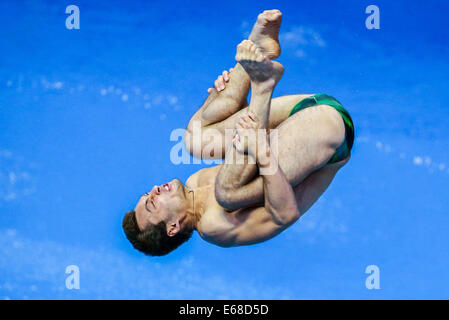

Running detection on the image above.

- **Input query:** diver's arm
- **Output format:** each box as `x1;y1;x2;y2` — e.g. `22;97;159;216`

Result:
213;140;299;247
232;133;299;225
257;141;300;225
216;126;299;225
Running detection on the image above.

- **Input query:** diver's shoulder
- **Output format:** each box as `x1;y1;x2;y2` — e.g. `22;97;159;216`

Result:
185;172;199;188
186;165;221;188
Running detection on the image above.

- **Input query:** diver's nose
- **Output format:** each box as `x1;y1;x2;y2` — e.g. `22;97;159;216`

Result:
152;185;161;195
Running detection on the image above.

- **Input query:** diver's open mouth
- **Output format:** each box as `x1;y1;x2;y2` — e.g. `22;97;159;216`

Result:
162;183;171;192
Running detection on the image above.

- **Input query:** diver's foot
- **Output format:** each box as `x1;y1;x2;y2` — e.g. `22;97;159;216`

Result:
248;9;282;59
235;40;284;88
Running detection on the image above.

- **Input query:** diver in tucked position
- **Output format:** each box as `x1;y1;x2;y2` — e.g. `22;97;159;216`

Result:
122;10;354;256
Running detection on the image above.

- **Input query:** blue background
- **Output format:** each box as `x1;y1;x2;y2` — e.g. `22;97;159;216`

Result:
0;0;448;299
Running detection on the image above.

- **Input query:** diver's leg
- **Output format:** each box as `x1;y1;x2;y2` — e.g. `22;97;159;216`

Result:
248;9;282;59
200;8;283;122
200;94;313;134
215;40;284;197
199;63;251;126
185;10;283;159
216;102;347;210
185;61;250;159
188;9;283;128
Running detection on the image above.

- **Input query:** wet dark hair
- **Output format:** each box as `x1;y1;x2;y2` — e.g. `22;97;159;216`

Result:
122;210;193;256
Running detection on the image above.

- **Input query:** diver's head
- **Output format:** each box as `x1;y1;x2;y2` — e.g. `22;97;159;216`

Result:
122;179;194;256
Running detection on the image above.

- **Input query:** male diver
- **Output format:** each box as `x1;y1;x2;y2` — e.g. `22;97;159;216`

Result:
122;10;354;256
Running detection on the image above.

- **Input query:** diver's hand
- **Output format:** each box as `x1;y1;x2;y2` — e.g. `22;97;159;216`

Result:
233;112;269;161
207;68;233;93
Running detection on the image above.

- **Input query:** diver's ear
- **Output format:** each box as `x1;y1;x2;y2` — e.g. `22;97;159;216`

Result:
167;220;181;237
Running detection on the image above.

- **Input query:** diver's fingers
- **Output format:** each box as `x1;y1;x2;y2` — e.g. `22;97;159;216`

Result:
214;79;222;91
247;112;258;122
217;76;226;91
223;70;230;82
233;134;243;152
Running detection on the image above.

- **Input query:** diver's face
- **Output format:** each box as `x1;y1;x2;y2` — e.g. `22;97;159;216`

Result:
134;179;186;231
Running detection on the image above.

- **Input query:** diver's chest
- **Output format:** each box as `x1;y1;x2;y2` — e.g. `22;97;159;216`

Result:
197;208;238;244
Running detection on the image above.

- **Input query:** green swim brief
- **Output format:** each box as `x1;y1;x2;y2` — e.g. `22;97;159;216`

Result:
288;93;355;164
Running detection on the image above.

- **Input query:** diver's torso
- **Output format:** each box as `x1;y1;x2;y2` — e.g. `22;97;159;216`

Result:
186;165;252;247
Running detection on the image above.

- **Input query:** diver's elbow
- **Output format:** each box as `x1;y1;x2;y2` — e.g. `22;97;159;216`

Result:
271;207;301;226
215;183;239;211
